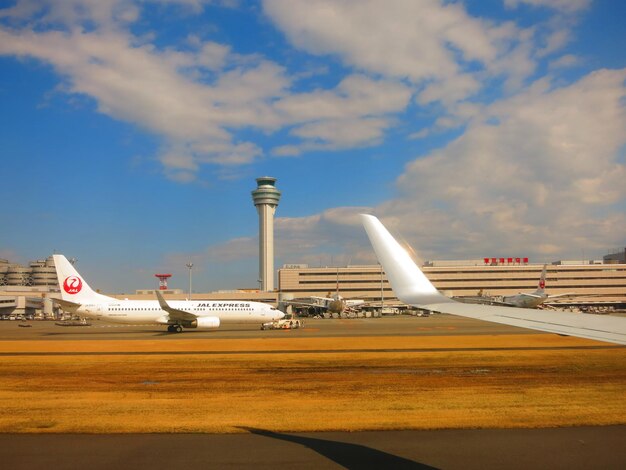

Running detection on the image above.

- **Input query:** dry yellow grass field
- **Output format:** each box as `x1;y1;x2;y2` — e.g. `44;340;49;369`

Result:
0;334;624;433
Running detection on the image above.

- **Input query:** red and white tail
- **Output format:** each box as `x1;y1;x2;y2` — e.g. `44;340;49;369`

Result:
53;255;112;304
535;264;547;294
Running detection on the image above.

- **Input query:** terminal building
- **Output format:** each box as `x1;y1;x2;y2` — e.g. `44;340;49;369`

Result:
278;254;626;309
0;256;59;319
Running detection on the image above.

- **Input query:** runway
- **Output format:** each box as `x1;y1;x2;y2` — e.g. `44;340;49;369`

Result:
0;315;624;468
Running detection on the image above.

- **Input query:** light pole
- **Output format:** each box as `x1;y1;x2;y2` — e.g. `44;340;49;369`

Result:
380;263;384;315
186;262;193;300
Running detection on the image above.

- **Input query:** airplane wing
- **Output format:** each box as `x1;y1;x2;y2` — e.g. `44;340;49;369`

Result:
51;298;81;311
284;299;325;307
416;300;626;344
155;291;197;322
517;293;544;299
546;293;578;299
361;214;626;345
456;297;521;307
283;296;334;308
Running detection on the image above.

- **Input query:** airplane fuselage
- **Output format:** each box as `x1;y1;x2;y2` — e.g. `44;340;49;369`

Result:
68;299;281;325
501;293;548;309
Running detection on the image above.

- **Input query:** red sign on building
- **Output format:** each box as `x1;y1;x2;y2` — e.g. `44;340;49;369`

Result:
484;257;529;265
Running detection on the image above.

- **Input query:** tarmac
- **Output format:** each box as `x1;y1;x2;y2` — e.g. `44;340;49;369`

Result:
1;426;625;469
0;313;551;341
0;314;625;468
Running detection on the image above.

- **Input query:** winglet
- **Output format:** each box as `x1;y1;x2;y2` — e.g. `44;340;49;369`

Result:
155;290;171;312
155;290;197;322
360;214;452;306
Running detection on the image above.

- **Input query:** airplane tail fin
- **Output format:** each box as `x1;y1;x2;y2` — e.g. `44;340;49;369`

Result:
360;215;452;306
535;264;547;295
53;255;109;304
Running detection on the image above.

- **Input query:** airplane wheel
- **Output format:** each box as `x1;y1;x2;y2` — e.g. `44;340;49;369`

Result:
167;325;174;332
175;325;183;333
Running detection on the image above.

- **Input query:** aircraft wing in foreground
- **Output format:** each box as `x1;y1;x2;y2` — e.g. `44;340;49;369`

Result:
361;214;626;345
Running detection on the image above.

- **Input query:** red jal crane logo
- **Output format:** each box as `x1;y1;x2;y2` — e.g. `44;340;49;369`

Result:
63;276;83;294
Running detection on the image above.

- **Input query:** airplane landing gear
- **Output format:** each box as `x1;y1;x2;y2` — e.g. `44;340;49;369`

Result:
167;325;183;333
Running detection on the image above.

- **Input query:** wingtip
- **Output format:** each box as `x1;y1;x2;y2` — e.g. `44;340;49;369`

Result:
359;213;379;226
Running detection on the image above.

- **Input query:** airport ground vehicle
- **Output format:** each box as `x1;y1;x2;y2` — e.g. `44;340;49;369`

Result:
261;315;303;330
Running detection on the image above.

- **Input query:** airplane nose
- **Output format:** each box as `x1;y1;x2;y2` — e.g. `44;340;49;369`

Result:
277;311;285;320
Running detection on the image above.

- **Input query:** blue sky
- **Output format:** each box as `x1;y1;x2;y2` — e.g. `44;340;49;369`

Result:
1;0;625;293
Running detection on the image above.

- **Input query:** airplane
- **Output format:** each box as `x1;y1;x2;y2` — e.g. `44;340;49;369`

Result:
360;215;626;345
462;264;574;309
282;293;366;316
280;268;366;316
52;254;284;333
500;264;579;308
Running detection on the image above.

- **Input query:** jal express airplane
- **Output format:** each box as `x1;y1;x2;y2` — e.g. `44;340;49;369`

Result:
53;254;284;333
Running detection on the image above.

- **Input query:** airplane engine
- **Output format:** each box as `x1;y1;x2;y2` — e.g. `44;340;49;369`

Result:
328;299;345;313
190;316;221;329
155;315;170;325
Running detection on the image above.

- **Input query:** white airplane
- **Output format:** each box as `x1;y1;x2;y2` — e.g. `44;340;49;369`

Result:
361;215;626;345
52;254;284;333
282;294;366;315
467;264;574;309
500;264;579;308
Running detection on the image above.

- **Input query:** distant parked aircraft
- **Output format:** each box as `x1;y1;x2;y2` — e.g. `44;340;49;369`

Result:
52;254;283;333
499;264;579;308
282;294;365;315
360;215;626;345
467;264;575;308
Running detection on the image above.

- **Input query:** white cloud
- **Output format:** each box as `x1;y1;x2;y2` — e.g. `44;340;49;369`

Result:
389;68;626;259
0;0;611;188
271;145;301;157
263;0;599;130
273;74;411;150
549;54;581;69
164;206;377;272
0;0;142;30
264;0;500;82
536;28;571;58
291;117;390;149
192;39;230;70
276;75;411;122
417;73;481;106
0;1;417;179
0;0;299;182
274;207;377;266
504;0;591;14
264;0;545;104
248;68;626;264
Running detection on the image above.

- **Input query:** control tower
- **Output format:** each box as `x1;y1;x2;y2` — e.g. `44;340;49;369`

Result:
251;177;281;291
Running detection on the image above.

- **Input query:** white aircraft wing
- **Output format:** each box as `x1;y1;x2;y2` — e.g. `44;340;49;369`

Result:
417;301;626;344
545;293;578;299
361;214;626;345
155;291;197;322
51;298;81;309
281;298;329;308
517;293;544;299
